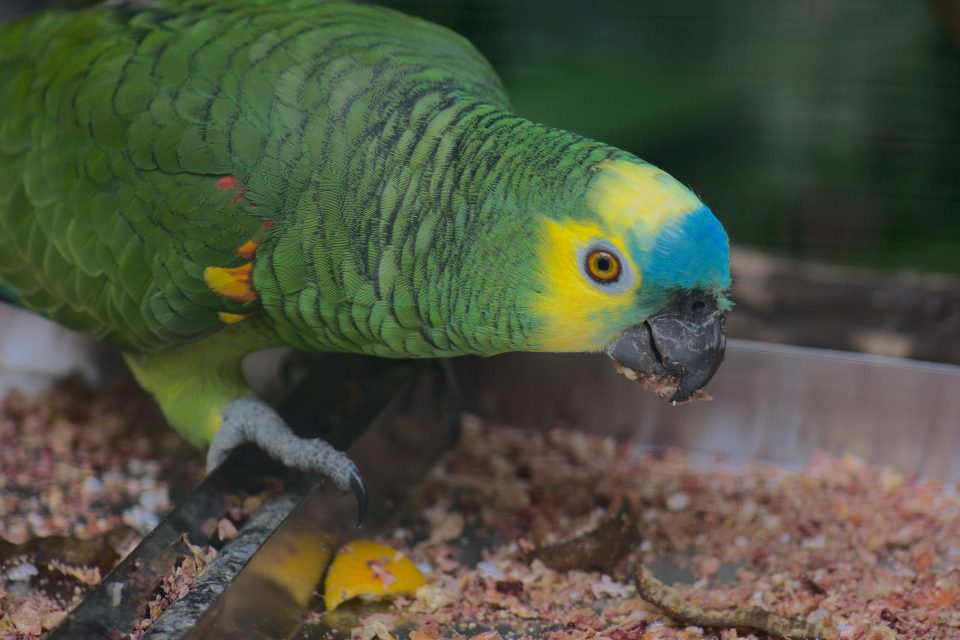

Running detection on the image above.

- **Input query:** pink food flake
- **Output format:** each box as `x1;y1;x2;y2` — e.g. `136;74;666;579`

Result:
367;558;398;587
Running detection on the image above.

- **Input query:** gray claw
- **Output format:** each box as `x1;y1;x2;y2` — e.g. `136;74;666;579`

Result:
213;397;368;524
350;470;369;526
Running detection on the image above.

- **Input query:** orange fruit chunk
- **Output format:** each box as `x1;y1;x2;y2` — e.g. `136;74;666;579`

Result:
323;540;427;611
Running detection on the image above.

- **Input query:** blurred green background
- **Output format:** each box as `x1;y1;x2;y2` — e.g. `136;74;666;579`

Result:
5;0;960;274
377;0;960;274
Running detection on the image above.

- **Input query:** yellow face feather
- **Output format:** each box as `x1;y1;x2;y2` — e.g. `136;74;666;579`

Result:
531;160;706;352
588;159;703;243
532;218;640;351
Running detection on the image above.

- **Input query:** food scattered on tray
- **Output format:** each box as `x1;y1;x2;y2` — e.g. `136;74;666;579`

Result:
129;535;218;639
0;380;203;639
4;379;960;640
324;417;960;640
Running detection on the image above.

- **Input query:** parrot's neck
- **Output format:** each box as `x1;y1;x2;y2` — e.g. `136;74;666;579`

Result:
258;98;628;358
443;102;625;221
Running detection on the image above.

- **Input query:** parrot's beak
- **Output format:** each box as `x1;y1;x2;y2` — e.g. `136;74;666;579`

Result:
605;289;726;403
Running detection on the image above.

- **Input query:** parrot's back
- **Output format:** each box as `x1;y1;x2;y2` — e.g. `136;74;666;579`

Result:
0;0;732;493
0;0;510;353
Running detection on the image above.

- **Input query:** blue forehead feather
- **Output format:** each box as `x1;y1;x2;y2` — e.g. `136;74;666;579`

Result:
631;205;731;293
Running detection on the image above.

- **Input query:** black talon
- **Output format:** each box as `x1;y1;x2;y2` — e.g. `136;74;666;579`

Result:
349;470;369;527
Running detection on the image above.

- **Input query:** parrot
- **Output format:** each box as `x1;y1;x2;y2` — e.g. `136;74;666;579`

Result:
0;0;731;518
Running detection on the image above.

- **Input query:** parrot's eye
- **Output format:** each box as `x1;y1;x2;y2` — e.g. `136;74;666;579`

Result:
585;249;621;283
578;242;634;292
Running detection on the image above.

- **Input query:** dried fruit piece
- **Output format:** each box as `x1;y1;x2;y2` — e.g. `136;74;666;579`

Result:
323;540;426;611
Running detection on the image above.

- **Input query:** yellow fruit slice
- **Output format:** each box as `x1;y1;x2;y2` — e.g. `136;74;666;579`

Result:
323;540;427;611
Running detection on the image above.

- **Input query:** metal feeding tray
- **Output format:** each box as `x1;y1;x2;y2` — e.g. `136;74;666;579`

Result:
47;339;960;638
459;339;960;483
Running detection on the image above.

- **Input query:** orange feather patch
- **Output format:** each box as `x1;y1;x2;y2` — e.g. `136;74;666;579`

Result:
217;311;254;325
204;263;257;303
236;239;259;260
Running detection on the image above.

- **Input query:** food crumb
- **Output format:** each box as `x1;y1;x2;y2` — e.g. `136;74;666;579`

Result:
332;419;960;639
0;380;203;639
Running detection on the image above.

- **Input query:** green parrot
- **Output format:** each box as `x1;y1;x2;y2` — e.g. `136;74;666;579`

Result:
0;0;731;515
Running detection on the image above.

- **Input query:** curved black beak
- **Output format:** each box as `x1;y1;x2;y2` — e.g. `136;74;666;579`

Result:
605;290;726;403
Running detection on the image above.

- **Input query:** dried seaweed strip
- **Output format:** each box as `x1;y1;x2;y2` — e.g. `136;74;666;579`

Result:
634;563;829;640
528;508;828;638
526;507;639;574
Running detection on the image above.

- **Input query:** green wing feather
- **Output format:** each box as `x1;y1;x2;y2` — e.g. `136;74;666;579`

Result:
0;0;509;353
1;6;257;350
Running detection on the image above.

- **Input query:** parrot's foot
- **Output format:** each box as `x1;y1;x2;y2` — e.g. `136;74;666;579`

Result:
208;396;368;523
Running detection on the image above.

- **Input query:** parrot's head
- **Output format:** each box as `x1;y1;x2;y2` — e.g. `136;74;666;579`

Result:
528;158;731;402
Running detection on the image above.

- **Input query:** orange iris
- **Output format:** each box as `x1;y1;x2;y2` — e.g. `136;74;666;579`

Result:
586;249;621;283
